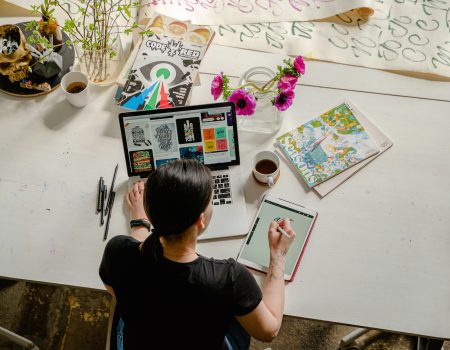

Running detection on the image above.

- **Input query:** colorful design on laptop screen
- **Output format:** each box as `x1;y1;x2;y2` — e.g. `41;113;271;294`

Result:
129;150;155;173
122;104;238;175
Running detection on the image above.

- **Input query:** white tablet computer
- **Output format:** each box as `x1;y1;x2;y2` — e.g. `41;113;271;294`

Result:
237;195;318;282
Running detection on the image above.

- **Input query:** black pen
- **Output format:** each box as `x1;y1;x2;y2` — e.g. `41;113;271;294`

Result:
105;164;118;215
97;177;104;213
100;184;107;226
103;191;115;241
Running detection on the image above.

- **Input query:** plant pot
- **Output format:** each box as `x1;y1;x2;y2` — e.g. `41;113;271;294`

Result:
39;16;62;52
237;67;283;134
74;35;124;86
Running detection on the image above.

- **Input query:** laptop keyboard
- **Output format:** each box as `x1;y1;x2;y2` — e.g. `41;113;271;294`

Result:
212;174;232;206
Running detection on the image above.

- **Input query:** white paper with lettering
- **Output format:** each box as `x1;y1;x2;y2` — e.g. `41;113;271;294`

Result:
139;0;375;25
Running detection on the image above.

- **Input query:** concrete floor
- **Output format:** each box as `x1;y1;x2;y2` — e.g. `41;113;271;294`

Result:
0;279;448;350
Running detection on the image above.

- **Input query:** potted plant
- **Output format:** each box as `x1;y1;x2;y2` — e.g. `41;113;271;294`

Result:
36;0;62;51
26;0;151;85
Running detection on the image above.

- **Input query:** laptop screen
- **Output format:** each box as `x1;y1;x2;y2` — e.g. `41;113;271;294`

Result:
119;102;240;177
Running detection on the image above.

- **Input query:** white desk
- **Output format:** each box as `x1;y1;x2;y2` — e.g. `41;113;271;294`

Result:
1;31;450;340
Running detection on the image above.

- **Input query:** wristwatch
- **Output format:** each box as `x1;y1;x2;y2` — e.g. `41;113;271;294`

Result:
130;219;151;231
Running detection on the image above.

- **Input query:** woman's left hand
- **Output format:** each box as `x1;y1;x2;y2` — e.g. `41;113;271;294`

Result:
125;180;149;221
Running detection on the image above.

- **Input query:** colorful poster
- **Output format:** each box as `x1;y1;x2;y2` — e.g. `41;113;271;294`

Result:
179;146;204;163
176;117;202;144
129;150;155;173
155;158;177;167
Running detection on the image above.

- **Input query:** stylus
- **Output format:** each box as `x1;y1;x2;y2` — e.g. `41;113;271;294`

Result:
277;225;290;239
105;164;118;215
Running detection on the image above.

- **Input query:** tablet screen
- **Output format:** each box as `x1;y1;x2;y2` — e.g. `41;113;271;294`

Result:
240;199;315;277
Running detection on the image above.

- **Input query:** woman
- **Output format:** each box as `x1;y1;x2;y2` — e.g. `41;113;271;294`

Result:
99;159;296;350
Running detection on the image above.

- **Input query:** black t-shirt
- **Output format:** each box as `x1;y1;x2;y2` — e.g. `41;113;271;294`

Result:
99;235;262;350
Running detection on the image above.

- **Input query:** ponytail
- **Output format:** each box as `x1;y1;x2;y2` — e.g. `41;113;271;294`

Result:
140;159;213;262
141;228;163;262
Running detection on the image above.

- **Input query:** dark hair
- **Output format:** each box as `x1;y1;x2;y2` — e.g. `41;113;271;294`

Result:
141;159;213;261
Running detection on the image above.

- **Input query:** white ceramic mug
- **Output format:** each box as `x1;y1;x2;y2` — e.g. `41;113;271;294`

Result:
252;151;280;187
61;71;89;108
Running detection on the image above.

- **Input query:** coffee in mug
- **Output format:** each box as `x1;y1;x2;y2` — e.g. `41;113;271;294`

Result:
255;159;278;174
252;151;280;187
66;82;86;94
61;71;89;108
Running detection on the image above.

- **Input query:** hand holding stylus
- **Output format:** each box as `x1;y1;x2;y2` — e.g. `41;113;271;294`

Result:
268;218;296;255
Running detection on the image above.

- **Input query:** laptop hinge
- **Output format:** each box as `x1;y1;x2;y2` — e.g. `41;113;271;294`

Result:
208;164;229;171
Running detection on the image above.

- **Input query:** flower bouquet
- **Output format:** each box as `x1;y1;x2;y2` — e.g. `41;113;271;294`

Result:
210;55;305;116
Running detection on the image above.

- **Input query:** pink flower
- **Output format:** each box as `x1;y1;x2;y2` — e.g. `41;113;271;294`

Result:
277;74;298;91
293;55;305;75
228;89;256;116
210;73;224;100
274;89;295;111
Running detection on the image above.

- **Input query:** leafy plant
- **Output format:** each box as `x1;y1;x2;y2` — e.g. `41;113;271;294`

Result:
25;0;153;82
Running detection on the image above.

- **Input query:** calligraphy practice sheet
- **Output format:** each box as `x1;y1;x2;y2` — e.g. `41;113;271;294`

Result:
140;0;450;78
138;0;375;25
9;0;450;78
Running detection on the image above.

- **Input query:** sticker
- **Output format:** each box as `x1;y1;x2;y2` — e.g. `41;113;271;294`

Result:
176;117;201;144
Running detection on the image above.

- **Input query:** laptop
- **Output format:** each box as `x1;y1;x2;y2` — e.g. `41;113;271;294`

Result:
118;102;248;240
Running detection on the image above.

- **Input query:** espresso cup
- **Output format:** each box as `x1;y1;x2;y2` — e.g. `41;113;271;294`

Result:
252;151;280;187
61;71;89;108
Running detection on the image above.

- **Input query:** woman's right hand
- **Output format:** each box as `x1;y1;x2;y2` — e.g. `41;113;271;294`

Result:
125;180;148;221
268;219;296;256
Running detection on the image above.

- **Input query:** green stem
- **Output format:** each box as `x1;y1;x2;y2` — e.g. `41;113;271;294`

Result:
230;81;277;93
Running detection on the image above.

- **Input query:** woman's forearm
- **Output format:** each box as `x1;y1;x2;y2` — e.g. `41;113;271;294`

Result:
262;248;287;330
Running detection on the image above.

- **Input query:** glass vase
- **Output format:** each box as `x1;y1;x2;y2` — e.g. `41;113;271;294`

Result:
75;35;124;86
237;67;283;133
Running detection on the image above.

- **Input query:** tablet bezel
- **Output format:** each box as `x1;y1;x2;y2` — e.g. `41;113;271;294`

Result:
236;194;318;282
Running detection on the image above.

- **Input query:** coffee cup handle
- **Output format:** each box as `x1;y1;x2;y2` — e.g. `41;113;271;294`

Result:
267;176;275;187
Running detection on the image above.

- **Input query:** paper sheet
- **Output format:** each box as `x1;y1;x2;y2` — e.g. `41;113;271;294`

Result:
211;0;450;78
139;0;450;79
139;0;375;25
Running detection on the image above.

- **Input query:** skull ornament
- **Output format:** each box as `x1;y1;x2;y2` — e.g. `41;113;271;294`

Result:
0;25;32;82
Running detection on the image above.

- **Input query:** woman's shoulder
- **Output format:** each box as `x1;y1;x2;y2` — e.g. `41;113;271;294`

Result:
197;256;250;278
104;235;141;258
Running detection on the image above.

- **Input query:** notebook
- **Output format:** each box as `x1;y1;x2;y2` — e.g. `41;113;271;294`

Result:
276;102;380;187
313;100;393;197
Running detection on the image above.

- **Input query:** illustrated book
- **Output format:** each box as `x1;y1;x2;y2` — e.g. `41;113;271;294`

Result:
117;33;207;111
276;102;380;187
